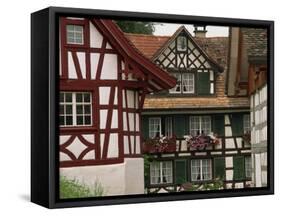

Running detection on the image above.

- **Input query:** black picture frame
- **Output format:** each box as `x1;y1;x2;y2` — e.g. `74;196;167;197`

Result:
31;6;274;208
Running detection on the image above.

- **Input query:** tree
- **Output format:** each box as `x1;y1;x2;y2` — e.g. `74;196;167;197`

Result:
115;20;155;35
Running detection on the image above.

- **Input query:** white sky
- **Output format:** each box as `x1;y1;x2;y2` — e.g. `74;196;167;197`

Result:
153;23;229;37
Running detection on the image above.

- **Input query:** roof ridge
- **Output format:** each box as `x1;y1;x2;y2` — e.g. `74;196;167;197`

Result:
124;33;171;38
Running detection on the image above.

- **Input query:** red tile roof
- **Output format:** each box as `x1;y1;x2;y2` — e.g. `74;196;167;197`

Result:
125;33;170;59
125;33;228;71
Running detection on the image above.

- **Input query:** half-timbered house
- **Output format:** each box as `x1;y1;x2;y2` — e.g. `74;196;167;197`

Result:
59;17;176;196
227;27;267;187
126;25;252;193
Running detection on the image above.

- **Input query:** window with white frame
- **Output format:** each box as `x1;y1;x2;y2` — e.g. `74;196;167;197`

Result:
177;36;187;51
191;159;212;181
165;117;173;137
182;73;195;93
150;161;173;185
245;156;252;178
170;73;194;94
60;92;92;127
149;117;161;138
243;114;250;134
66;25;84;45
190;116;211;136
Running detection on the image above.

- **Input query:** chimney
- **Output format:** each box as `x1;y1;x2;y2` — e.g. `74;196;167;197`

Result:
194;25;207;38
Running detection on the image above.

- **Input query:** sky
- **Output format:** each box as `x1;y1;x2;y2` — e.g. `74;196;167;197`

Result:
153;23;229;37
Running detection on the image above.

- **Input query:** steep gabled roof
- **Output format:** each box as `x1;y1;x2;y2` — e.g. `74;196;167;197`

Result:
92;19;177;91
125;26;227;73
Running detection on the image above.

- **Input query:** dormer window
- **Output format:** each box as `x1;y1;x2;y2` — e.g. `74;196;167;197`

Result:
66;25;84;45
170;73;194;94
177;36;187;51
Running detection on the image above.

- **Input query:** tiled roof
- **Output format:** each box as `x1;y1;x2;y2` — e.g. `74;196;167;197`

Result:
125;33;170;59
195;37;229;72
241;28;267;57
125;33;228;71
143;96;249;109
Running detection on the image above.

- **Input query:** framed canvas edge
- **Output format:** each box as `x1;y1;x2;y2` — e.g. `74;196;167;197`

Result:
31;6;274;209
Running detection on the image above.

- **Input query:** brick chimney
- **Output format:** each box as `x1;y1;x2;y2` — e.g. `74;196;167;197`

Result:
194;25;207;38
216;74;226;97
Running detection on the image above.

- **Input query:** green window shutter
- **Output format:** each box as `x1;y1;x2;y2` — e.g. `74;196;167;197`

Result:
231;114;244;136
175;160;187;184
142;116;149;140
233;156;245;180
197;72;210;95
214;157;225;180
174;115;186;138
212;115;225;136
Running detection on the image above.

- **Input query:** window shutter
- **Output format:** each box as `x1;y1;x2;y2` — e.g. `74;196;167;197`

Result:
214;157;225;180
233;156;245;180
231;114;244;136
142;116;149;140
174;115;186;138
175;160;187;184
212;115;225;136
197;72;210;95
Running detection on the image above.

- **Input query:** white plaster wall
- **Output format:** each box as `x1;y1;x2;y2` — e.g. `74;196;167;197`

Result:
90;53;99;79
100;109;108;129
60;158;145;196
77;52;86;79
225;138;235;148
68;51;77;79
107;133;119;158
225;126;232;137
99;86;110;105
111;109;118;128
100;54;118;80
90;22;103;48
225;115;230;125
225;157;233;168
254;153;262;187
60;163;126;196
226;170;233;181
124;158;145;195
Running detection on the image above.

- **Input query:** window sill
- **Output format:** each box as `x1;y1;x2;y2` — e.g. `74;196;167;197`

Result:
60;126;97;134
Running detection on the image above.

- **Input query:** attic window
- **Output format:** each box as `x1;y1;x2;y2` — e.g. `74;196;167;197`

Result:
177;36;187;51
66;25;84;45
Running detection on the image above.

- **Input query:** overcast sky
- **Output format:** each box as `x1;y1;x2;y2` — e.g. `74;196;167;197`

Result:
153;23;229;37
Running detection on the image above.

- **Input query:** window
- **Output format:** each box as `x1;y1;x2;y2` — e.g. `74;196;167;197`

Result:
191;159;212;181
149;117;161;138
245;156;252;179
170;73;194;94
60;92;92;127
177;36;187;51
182;73;195;93
165;117;173;137
190;116;211;136
66;25;84;45
243;114;250;134
150;161;173;185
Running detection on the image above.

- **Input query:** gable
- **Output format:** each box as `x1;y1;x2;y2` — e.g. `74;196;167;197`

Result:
154;29;216;70
153;26;223;72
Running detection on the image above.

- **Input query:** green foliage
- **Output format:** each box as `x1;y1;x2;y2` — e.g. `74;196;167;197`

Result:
115;20;155;34
60;176;105;199
143;154;153;187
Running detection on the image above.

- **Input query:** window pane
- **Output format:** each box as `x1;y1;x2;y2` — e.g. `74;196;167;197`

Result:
177;36;187;51
76;93;83;102
77;116;84;125
60;105;64;114
65;93;72;102
84;116;91;125
60;116;65;126
66;25;74;31
83;93;91;102
65;105;72;114
60;93;64;102
66;116;73;125
84;105;91;114
76;105;83;114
